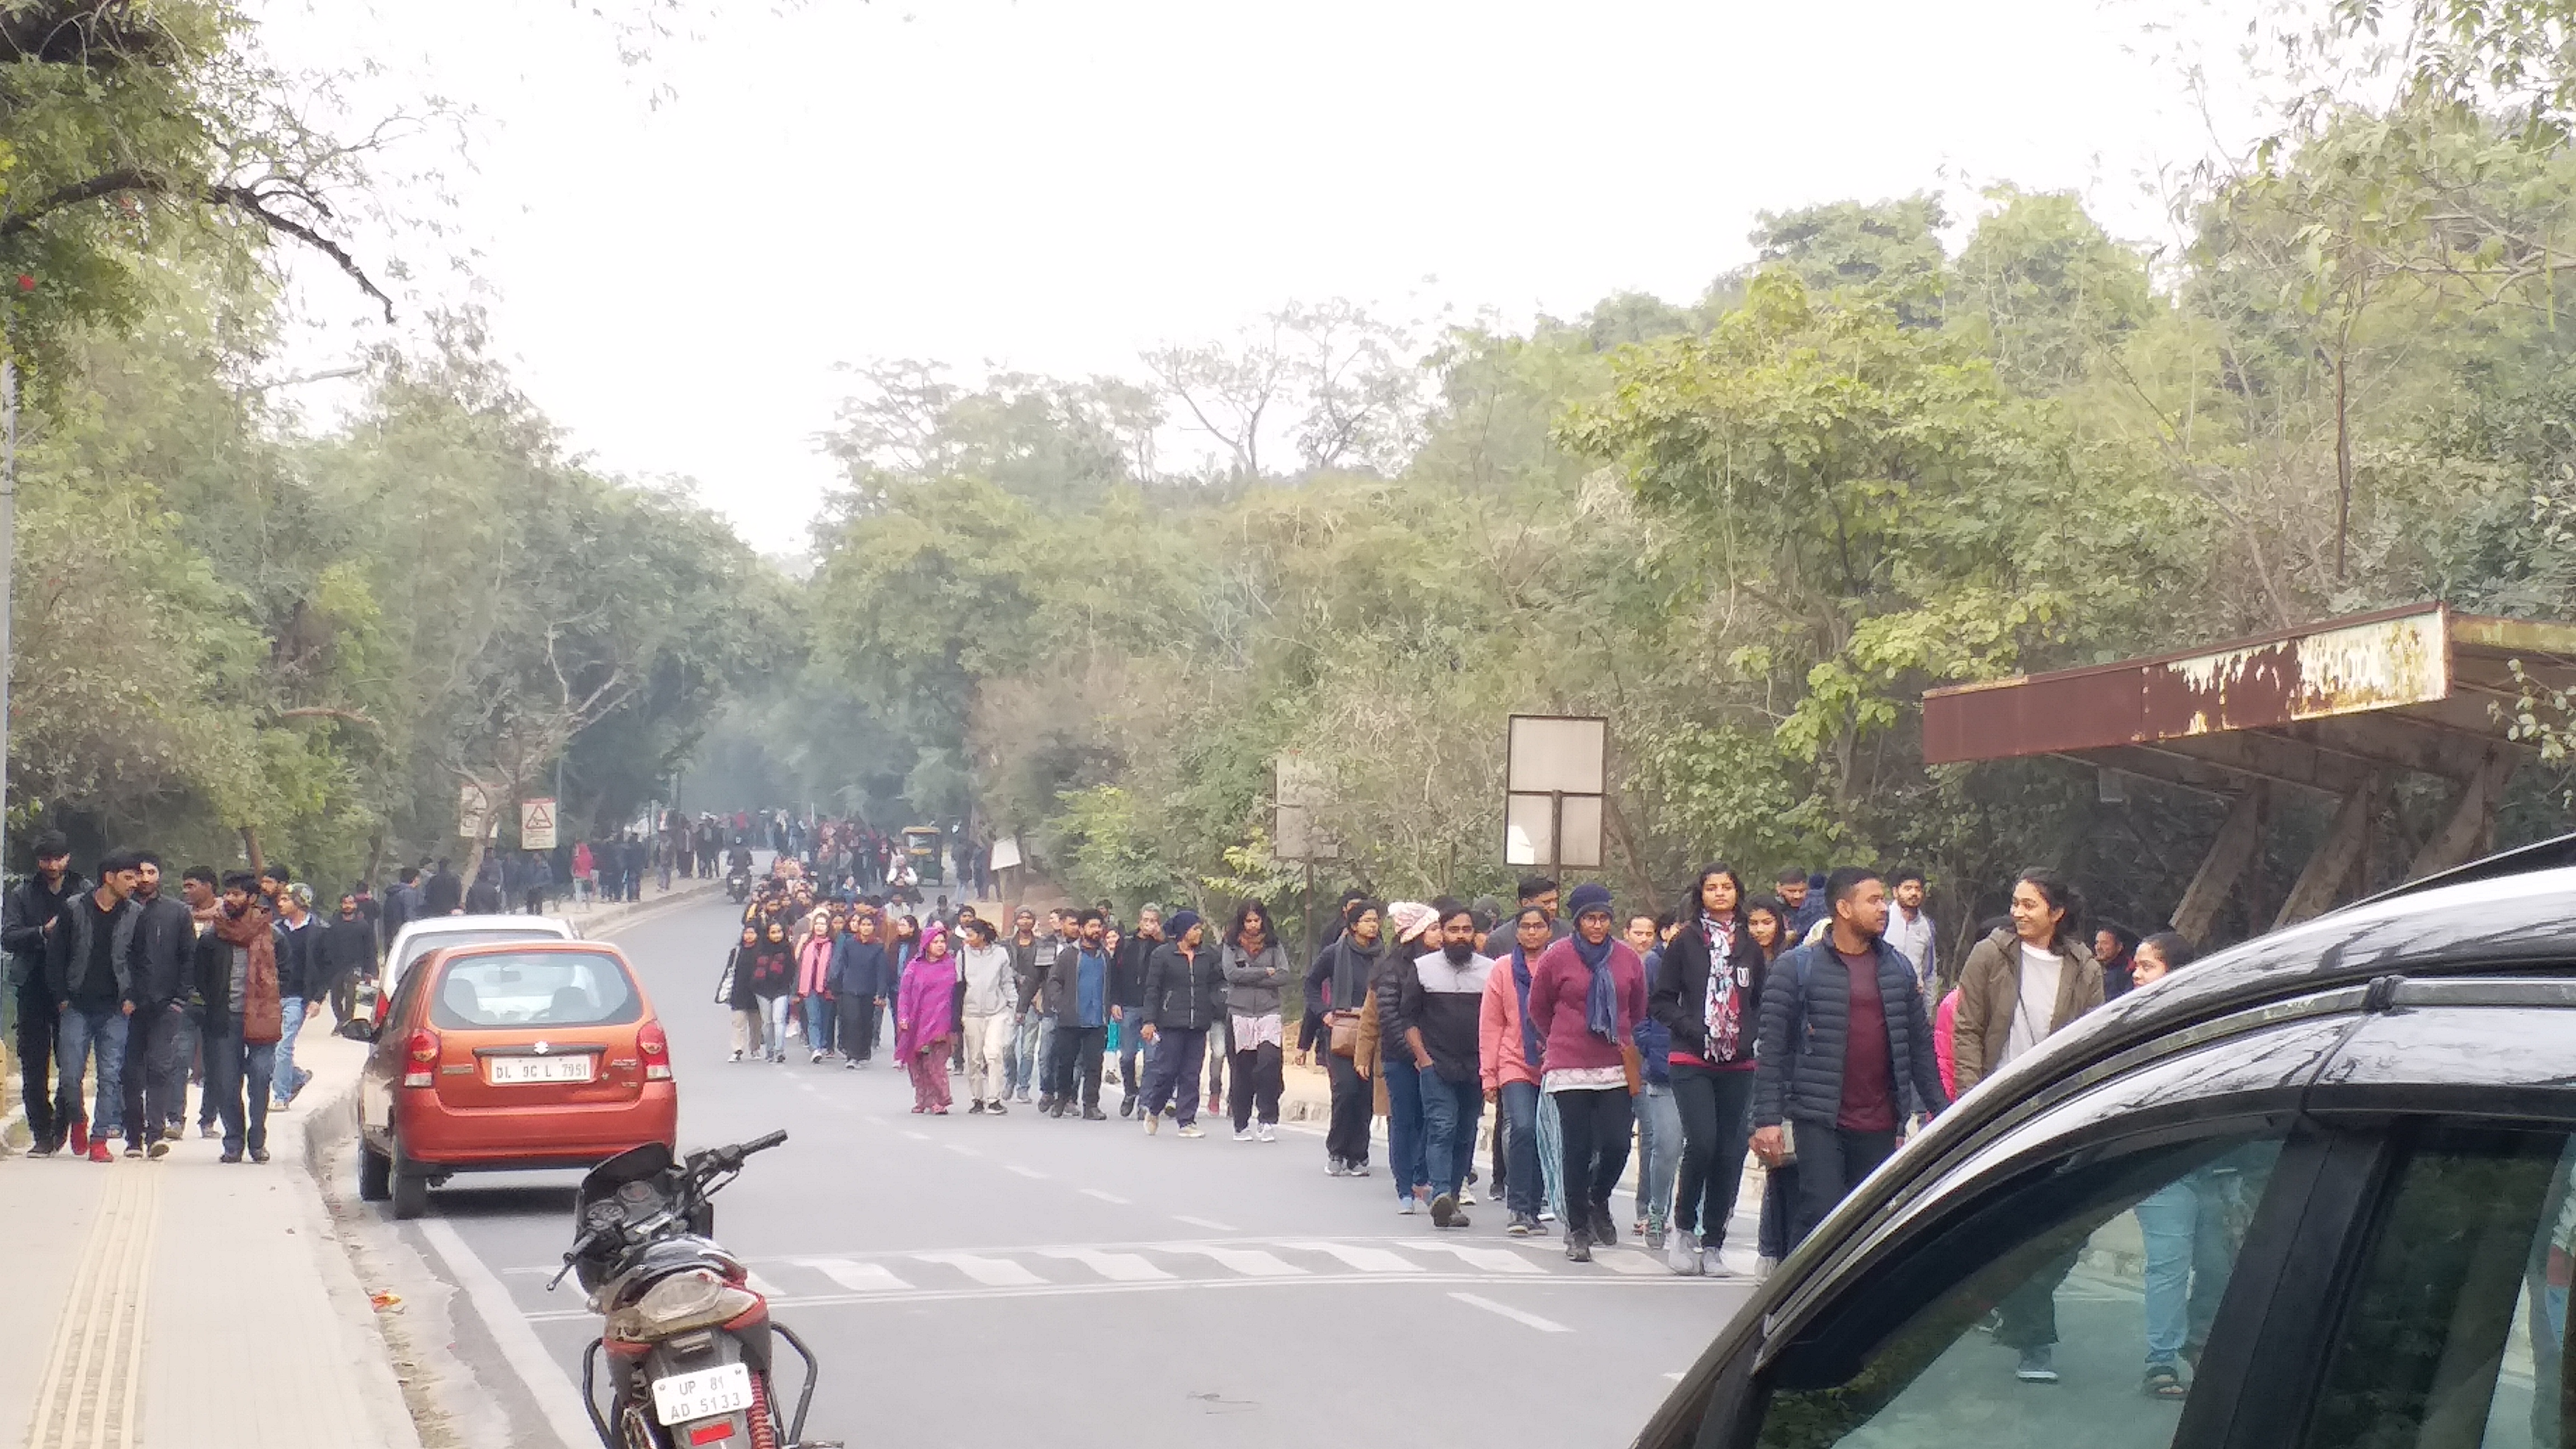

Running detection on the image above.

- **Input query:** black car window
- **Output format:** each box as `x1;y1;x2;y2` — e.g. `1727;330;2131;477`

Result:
428;951;640;1029
2291;1123;2575;1449
1748;1133;2285;1449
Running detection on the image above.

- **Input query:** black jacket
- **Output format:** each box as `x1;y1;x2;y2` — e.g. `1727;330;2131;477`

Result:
4;869;83;996
1750;937;1949;1129
44;890;141;1009
1140;941;1223;1031
321;915;377;978
1306;933;1384;1017
465;877;504;913
422;870;464;916
1110;934;1158;1009
1012;936;1062;1015
1650;915;1768;1068
273;916;327;1000
1046;941;1112;1030
191;927;244;1032
129;894;200;1007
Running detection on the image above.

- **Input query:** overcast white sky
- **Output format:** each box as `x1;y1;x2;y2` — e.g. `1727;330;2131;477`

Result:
252;0;2276;554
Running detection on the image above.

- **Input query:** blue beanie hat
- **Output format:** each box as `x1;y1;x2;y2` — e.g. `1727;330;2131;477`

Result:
1165;909;1202;941
1566;883;1613;922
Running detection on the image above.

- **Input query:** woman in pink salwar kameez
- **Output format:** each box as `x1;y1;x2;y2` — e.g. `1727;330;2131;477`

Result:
894;926;959;1114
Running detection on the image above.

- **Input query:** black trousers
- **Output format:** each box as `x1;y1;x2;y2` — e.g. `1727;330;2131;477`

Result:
839;996;878;1062
120;1001;187;1149
1325;1052;1372;1165
1228;1040;1282;1130
1789;1121;1898;1247
1995;1248;2081;1351
1554;1086;1635;1228
15;983;58;1144
1049;1024;1106;1108
1671;1062;1759;1240
326;970;361;1026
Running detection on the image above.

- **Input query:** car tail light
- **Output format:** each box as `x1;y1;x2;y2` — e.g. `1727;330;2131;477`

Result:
402;1027;441;1088
638;1021;672;1081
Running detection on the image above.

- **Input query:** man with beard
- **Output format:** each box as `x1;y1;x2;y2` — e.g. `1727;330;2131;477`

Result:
125;854;200;1156
1111;905;1162;1116
1043;910;1114;1119
45;849;144;1162
179;866;222;1138
323;892;379;1026
1401;898;1494;1228
4;832;83;1155
195;873;284;1163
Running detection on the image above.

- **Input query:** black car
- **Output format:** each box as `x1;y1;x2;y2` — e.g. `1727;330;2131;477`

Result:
1640;837;2576;1449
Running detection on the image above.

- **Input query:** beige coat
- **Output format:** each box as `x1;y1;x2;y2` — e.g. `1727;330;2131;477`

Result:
1950;927;2103;1094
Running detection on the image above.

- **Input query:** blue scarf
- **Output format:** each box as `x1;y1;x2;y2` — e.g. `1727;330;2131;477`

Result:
1573;931;1618;1043
1510;945;1543;1066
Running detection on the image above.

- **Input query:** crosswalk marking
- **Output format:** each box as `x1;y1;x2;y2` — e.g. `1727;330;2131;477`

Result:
1284;1242;1421;1273
1405;1242;1541;1274
792;1258;912;1292
1080;1188;1131;1205
1007;1164;1048;1179
1162;1246;1306;1277
746;1271;786;1298
1036;1248;1174;1282
1593;1248;1664;1276
913;1252;1048;1286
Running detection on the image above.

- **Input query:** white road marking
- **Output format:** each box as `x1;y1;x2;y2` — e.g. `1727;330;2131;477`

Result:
1006;1164;1049;1179
945;1144;982;1157
792;1257;912;1292
1407;1242;1542;1273
418;1218;593;1449
1452;1292;1571;1333
1592;1248;1665;1276
901;1130;930;1142
1663;1371;1685;1382
1284;1241;1421;1273
1161;1245;1305;1277
1036;1248;1173;1282
1080;1188;1131;1205
915;1252;1048;1287
519;1269;1707;1320
746;1271;785;1298
1171;1214;1235;1232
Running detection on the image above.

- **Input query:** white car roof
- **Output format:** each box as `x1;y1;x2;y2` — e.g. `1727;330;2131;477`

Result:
387;914;580;981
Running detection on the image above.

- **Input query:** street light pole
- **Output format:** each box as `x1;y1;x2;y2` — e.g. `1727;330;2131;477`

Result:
1;345;19;849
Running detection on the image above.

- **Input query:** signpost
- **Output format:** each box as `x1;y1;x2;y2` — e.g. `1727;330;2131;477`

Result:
989;835;1024;910
1275;752;1339;965
458;783;494;843
1503;715;1607;875
520;798;558;853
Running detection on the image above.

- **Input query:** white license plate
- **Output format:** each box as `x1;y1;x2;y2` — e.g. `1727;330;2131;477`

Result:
651;1361;753;1426
484;1054;595;1085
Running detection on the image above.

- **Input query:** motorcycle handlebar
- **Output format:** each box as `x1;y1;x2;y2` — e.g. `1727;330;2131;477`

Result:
743;1129;789;1155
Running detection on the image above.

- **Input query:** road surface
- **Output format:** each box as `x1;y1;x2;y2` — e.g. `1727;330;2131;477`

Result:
363;892;1758;1448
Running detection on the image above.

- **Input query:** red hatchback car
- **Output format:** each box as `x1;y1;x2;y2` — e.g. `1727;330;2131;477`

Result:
356;939;677;1219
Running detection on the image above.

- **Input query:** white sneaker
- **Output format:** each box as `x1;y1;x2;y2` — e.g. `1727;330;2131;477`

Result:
1703;1247;1736;1278
1256;1123;1276;1143
1145;1114;1159;1136
809;1049;823;1064
1397;1197;1418;1216
1459;1186;1477;1205
1235;1128;1254;1142
1668;1229;1702;1276
1177;1124;1206;1139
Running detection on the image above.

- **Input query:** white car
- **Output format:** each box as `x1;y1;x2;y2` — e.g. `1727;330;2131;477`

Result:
346;914;581;1036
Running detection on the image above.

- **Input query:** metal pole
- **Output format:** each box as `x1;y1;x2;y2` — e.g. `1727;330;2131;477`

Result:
1549;790;1563;887
0;347;17;854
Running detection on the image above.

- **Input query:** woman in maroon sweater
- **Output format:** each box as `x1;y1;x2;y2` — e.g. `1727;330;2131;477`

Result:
1524;882;1651;1262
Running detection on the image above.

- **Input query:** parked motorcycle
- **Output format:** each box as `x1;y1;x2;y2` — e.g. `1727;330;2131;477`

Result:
550;1131;828;1448
727;866;751;903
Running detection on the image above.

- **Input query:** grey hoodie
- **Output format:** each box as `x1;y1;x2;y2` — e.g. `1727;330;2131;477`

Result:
1221;940;1290;1018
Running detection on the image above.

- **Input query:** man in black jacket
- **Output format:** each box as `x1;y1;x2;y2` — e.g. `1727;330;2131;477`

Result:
1110;905;1160;1115
1003;908;1045;1104
422;858;464;917
1138;910;1221;1136
6;832;83;1154
321;892;378;1026
270;884;325;1109
125;854;200;1156
44;849;144;1161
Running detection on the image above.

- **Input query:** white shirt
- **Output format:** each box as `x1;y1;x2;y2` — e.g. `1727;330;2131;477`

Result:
2000;942;2063;1068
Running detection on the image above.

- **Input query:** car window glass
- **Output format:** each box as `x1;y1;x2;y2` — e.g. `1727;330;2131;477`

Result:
385;954;430;1031
1753;1135;2285;1449
2293;1124;2575;1449
429;951;638;1029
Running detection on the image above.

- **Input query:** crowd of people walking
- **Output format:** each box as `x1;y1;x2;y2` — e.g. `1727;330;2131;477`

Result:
713;845;2174;1309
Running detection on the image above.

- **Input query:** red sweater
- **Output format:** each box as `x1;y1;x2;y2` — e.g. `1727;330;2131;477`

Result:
1524;935;1649;1078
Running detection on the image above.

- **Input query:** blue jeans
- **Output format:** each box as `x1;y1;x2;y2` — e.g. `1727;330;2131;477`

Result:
1139;1026;1207;1124
1500;1082;1542;1218
1537;1087;1566;1219
1007;1014;1044;1095
803;995;835;1052
55;1005;129;1137
1383;1054;1426;1203
206;1026;275;1156
271;997;309;1106
1415;1071;1483;1200
1635;1081;1680;1231
2135;1180;2196;1363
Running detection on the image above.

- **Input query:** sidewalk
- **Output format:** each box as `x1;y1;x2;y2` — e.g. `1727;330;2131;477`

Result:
0;876;721;1449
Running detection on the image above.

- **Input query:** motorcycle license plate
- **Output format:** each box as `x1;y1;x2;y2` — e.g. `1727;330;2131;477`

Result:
651;1361;753;1426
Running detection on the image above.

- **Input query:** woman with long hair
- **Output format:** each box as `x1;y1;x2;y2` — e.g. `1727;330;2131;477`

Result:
1220;901;1290;1142
894;925;959;1113
1652;864;1766;1276
722;923;764;1063
1479;905;1557;1236
748;920;797;1064
797;910;840;1063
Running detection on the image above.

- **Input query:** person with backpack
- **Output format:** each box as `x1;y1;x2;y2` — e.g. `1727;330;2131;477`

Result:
1749;868;1948;1253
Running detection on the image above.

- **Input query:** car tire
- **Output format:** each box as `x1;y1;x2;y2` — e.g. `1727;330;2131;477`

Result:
358;1139;392;1202
390;1135;429;1220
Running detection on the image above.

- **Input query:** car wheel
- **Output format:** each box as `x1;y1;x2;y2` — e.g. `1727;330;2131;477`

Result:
389;1134;430;1220
358;1139;392;1202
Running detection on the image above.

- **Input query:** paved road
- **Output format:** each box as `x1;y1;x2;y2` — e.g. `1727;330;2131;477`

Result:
383;894;1757;1448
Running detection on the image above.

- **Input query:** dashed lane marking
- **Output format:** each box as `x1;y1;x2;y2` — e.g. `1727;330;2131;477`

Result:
901;1130;930;1142
1452;1292;1571;1333
1006;1164;1048;1179
1080;1188;1131;1205
912;1252;1048;1287
1034;1248;1173;1282
1171;1214;1235;1232
945;1144;982;1157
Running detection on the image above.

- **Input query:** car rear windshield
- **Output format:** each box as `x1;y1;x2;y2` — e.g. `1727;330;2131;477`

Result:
429;951;641;1030
395;928;562;977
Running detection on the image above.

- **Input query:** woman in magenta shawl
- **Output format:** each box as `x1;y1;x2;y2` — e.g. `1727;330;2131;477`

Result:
895;925;959;1114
